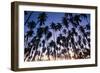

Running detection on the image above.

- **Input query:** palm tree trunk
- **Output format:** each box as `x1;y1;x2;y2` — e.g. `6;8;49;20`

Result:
53;31;56;60
32;49;38;61
24;12;33;25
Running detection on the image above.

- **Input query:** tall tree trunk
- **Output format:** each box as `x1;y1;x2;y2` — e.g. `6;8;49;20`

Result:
24;12;33;25
53;31;56;60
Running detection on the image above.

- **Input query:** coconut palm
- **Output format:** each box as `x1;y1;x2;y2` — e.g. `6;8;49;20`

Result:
37;12;47;26
56;23;62;33
55;23;63;56
80;14;89;23
45;31;52;60
50;22;61;59
71;15;81;27
62;17;69;29
46;31;52;40
24;12;90;61
62;13;90;59
79;25;87;39
24;20;36;61
31;38;40;61
31;12;48;60
49;40;56;60
25;12;48;61
25;20;36;42
42;40;46;53
85;24;90;30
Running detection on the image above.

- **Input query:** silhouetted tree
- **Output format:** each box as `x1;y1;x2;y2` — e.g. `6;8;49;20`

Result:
37;12;47;26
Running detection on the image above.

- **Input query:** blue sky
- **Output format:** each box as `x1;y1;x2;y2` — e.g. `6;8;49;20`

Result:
24;11;90;48
24;11;90;32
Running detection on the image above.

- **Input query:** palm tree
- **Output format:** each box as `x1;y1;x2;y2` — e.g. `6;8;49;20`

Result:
50;22;60;59
56;23;62;33
46;31;52;60
37;12;47;26
62;15;71;55
32;12;48;60
80;14;89;23
49;40;56;60
24;20;36;61
25;20;36;42
25;12;48;61
42;30;53;60
24;12;90;61
79;26;87;39
46;46;51;60
62;17;69;29
71;15;81;27
42;40;46;53
31;38;40;61
39;26;49;60
63;29;67;34
85;24;90;30
46;31;52;40
61;14;74;58
39;28;52;61
55;23;63;57
62;13;86;59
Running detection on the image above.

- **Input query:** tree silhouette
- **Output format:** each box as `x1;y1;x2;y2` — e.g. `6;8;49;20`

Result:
24;11;90;61
62;17;69;29
37;12;47;26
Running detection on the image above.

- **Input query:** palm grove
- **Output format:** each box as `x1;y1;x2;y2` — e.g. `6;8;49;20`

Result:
24;11;90;62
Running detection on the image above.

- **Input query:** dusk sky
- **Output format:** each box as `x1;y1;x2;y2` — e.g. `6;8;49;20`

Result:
24;11;90;41
24;11;90;48
24;11;90;33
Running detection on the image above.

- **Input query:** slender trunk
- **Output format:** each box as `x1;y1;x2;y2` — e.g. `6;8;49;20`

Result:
24;51;29;61
24;12;33;25
29;47;34;61
46;41;50;60
32;48;38;61
54;30;57;60
47;49;50;60
32;42;39;61
26;36;28;48
40;52;42;61
66;27;70;59
57;30;61;59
